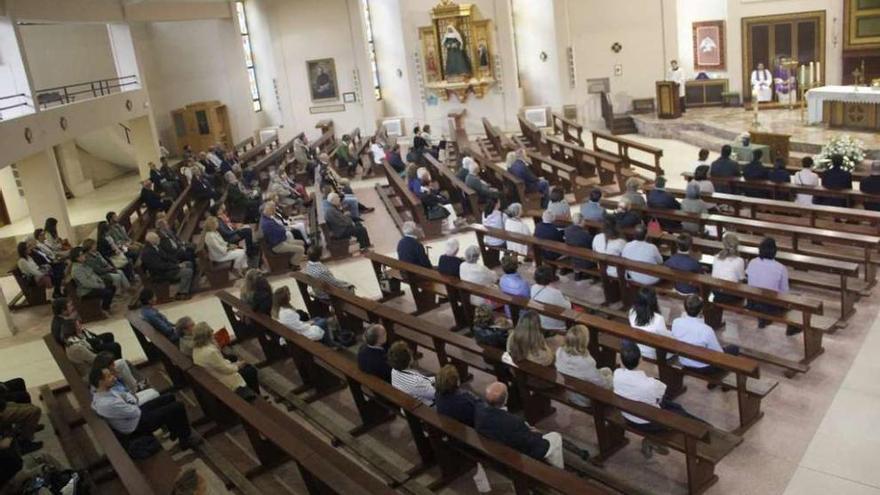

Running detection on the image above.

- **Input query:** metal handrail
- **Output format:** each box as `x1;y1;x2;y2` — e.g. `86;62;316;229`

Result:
0;93;32;116
34;75;139;109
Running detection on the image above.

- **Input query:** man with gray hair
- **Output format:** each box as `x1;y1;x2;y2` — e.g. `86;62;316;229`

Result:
534;209;564;261
474;382;566;468
324;192;371;251
140;230;194;299
463;157;500;202
564;213;595;279
357;324;391;382
396;221;431;269
860;160;880;211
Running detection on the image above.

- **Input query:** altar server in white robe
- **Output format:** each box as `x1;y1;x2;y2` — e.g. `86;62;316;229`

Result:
666;60;686;113
750;63;773;102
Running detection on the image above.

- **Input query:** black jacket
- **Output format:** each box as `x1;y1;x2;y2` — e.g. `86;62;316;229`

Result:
861;176;880;211
140;187;166;211
564;224;594;269
397;236;432;269
438;255;463;278
818;167;852;207
534;222;564;261
646;189;681;210
357;344;391;382
140;244;180;283
474;405;549;460
710;157;740;193
436;390;480;427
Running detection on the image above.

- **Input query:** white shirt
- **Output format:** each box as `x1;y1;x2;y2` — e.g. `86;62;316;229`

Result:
370;142;385;163
711;256;745;283
460;261;498;306
277;307;325;341
530;284;571;330
613;368;666;424
671;315;723;368
621;240;663;285
793;169;819;205
667;67;686;96
504;217;531;256
628;311;671;360
204;231;230;261
482;210;506;247
592;234;626;277
391;369;435;405
555;348;610;388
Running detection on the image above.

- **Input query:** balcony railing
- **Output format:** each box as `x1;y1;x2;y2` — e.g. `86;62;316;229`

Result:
34;75;139;109
0;93;33;121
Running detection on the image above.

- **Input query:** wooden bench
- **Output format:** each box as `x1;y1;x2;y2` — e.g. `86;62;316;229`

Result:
294;270;740;494
376;162;444;238
544;135;622;189
527;150;600;203
117;195;153;244
423;153;479;220
516;114;549;155
239;134;280;168
471;151;543;211
43;334;177;495
469;223;828;371
234;135;255;155
591;129;664;180
8;267;48;310
481;117;519;159
217;291;624;495
551;111;585;147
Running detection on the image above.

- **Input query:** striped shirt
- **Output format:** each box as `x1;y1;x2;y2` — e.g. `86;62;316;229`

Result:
302;261;350;300
391;369;436;405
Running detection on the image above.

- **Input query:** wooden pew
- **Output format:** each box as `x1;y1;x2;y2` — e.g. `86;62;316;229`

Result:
527;150;600;202
472;151;543;211
645;184;880;235
591;130;664;180
551;112;585;147
217;291;623;495
481;117;519;158
239;134;280;168
117;194;153;244
234;135;255;155
43;334;176;495
376;162;444;238
127;311;406;495
601;198;880;288
543;135;622;188
516;115;549;154
423;153;480;220
300;269;740;494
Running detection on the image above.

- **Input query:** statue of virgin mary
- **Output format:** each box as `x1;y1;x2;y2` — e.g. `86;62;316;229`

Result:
442;25;472;78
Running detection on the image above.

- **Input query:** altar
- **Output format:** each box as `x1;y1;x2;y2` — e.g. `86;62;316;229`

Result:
806;85;880;130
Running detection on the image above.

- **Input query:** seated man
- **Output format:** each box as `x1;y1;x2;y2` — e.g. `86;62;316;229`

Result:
533;210;564;261
141;231;194;300
463;157;500;202
564;213;595;278
613;341;700;458
613;197;642;230
89;366;201;449
259;201;305;267
155;218;196;264
646;176;681;229
621;224;663;286
302;245;354;303
818;154;852;207
709;145;740;193
210;204;256;257
475;382;565;468
357;324;391;382
507;149;549;207
671;295;739;376
139;288;179;342
324;193;371;251
580;188;606;223
139;180;171;212
397;221;432;269
861;161;880;211
190;169;220;203
741;149;769;197
663;233;702;294
0;395;42;454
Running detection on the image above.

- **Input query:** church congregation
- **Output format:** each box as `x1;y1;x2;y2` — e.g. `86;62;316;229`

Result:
0;0;879;494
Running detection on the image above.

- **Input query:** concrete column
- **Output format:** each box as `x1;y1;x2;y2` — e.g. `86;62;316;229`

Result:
17;149;74;243
54;140;94;197
127;114;161;178
0;288;16;338
0;15;35;120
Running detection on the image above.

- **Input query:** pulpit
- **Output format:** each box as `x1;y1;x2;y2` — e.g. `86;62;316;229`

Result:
656;81;681;119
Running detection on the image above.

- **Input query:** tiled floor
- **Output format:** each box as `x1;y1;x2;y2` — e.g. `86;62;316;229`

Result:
2;126;878;493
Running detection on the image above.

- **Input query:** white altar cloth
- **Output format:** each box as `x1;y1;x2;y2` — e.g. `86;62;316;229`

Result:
806;85;880;124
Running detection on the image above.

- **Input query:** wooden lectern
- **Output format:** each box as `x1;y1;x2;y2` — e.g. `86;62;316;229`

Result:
656;81;681;119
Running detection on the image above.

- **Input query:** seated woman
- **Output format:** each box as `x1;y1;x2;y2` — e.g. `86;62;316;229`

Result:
680;182;709;234
211;203;256;255
627;287;671;360
203;216;249;275
503;203;531;257
592;218;626;278
690;165;716;209
437;239;463;278
82;238;132;294
69;246;116;311
472;304;511;349
416;167;459;230
530;266;571;332
388;340;435;405
711;233;746;304
505;311;556;367
481;197;506;251
16;241;57;298
272;286;334;345
434;364;480;426
406;164;422;195
43;217;68;254
192;322;260;394
62;319;140;390
459;245;499;307
97;220;137;277
545;187;571;222
555;324;612;406
746;237;798;335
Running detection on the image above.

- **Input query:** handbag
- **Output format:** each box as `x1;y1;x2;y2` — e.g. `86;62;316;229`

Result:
647;217;662;236
213;327;231;348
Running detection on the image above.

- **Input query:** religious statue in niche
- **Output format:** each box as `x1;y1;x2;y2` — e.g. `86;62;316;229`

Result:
418;0;496;102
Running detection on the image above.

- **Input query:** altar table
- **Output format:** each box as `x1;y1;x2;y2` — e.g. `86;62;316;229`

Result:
806;85;880;130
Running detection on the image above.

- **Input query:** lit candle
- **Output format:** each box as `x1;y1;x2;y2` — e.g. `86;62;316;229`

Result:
816;61;821;85
800;65;806;86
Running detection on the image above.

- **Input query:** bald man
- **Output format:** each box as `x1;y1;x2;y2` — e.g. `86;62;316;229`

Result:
474;382;565;468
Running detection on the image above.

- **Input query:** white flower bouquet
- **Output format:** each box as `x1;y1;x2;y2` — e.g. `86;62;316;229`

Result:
814;135;865;172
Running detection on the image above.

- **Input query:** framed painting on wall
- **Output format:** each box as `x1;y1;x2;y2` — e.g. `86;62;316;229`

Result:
693;20;726;71
306;58;339;102
419;26;442;83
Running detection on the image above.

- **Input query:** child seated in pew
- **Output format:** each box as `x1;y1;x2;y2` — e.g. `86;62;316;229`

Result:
388;341;435;406
671;296;740;382
664;233;702;295
613;341;703;459
628;288;672;361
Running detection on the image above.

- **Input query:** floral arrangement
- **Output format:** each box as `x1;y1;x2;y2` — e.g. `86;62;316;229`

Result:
815;135;866;172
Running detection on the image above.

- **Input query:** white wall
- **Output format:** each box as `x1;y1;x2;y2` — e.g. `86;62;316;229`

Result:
132;18;257;151
19;23;118;90
0;166;27;222
676;0;727;78
369;0;415;119
512;0;566;108
0;17;33;120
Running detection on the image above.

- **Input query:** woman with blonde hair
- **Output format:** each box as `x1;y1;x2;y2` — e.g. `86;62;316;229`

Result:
203;216;248;275
711;232;745;304
555;325;612;406
505;311;554;366
192;322;260;393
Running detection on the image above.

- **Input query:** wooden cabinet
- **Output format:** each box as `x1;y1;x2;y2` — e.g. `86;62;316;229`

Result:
170;101;233;154
685;79;728;107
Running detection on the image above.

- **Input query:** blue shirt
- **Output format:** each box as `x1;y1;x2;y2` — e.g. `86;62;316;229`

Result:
664;253;701;294
500;273;530;318
141;306;178;342
746;257;789;293
580;201;606;222
671;315;723;368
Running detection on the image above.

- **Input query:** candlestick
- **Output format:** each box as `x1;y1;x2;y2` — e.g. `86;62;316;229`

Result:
799;65;806;87
817;61;821;85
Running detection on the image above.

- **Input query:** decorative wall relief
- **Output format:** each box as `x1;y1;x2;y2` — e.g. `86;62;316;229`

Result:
418;0;496;102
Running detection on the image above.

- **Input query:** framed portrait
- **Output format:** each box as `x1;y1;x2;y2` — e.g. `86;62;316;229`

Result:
471;19;493;79
693;21;726;71
306;58;339;102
